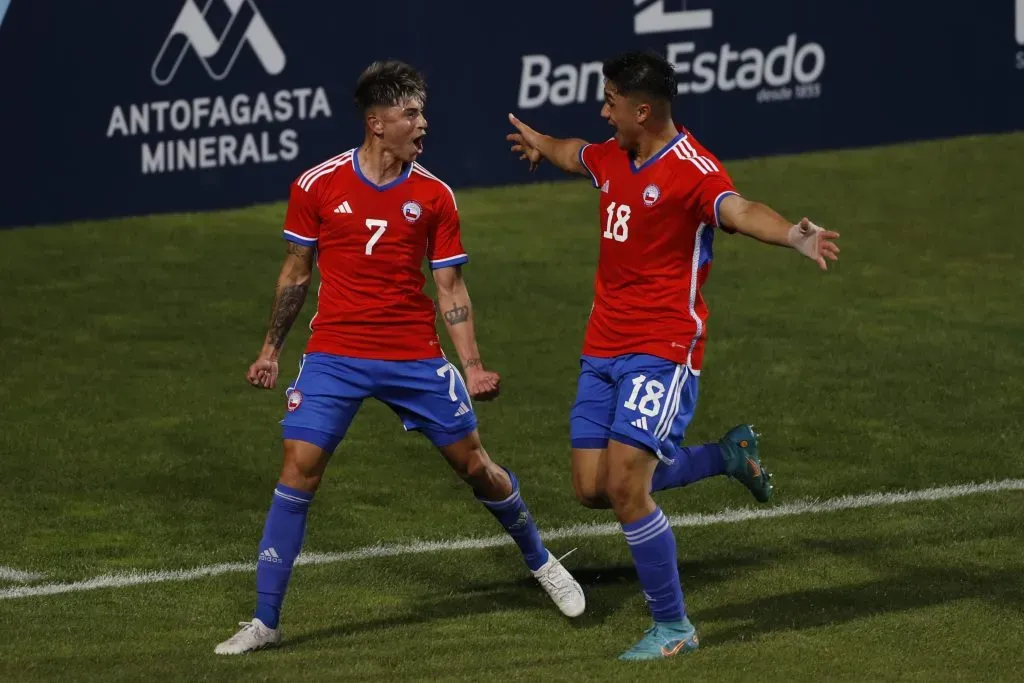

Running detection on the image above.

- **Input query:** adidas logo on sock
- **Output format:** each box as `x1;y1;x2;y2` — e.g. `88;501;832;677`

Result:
258;547;283;564
630;416;649;430
454;401;471;417
508;511;530;531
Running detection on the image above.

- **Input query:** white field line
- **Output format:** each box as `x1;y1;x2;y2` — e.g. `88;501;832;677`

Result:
2;478;1022;601
0;566;47;583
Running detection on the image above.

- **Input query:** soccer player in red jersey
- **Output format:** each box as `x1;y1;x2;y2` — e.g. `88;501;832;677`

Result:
507;51;839;660
215;61;584;655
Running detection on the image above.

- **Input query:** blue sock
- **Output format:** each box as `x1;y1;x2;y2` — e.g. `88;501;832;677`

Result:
651;444;725;492
622;507;686;624
478;469;548;572
253;484;313;629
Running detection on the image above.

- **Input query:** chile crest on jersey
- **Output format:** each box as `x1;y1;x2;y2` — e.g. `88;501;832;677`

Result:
642;184;661;206
402;200;423;223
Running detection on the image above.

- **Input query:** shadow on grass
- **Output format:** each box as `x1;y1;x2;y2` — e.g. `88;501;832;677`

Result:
283;548;782;649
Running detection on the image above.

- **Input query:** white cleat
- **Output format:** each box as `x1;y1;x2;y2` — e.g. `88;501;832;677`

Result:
214;618;281;655
532;549;586;618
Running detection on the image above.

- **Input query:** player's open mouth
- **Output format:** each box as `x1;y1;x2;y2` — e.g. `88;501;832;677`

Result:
412;135;425;153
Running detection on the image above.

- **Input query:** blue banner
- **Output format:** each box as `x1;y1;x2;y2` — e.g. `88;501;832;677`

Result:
1;1;1021;228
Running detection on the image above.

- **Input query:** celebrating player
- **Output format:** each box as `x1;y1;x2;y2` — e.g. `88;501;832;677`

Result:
215;60;585;655
507;50;839;661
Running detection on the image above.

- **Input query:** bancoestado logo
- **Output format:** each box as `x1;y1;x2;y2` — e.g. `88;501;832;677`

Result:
518;0;826;108
1016;0;1024;69
105;0;332;175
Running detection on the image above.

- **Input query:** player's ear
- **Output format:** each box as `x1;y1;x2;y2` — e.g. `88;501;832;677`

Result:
366;110;385;136
635;102;652;124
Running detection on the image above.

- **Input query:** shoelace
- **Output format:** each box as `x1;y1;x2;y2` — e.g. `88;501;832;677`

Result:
626;624;686;652
536;548;580;599
555;547;577;564
228;621;262;641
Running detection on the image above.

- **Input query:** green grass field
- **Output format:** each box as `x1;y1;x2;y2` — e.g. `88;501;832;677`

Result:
1;133;1023;681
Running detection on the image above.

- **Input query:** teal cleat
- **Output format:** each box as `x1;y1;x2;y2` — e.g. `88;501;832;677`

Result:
618;620;700;661
720;424;774;503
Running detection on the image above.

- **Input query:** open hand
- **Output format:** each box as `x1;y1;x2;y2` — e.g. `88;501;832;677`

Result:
788;218;840;271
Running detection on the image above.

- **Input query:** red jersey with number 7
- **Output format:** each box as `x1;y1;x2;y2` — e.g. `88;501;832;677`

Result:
578;129;738;372
281;149;468;360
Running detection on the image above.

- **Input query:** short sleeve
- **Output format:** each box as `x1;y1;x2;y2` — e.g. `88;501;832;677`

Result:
687;170;739;232
282;181;321;246
579;142;604;188
427;188;468;270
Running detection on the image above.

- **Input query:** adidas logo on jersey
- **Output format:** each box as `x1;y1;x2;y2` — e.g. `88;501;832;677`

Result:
455;402;471;417
258;547;283;564
333;201;353;214
630;416;649;430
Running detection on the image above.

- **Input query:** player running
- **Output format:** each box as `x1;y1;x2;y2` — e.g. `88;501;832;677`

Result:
215;60;585;655
506;50;839;661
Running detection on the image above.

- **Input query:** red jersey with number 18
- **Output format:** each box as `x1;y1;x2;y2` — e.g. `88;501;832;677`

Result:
282;149;468;360
578;129;738;372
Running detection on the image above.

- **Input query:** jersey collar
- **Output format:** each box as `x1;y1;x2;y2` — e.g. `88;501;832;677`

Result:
352;149;414;191
629;130;688;174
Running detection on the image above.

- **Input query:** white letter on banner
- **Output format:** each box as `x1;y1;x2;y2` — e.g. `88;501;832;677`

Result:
518;55;551;109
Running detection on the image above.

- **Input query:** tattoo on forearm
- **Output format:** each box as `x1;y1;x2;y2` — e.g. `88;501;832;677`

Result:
443;302;470;326
464;358;483;369
267;284;308;349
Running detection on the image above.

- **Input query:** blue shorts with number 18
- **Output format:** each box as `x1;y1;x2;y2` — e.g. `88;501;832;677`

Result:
570;354;699;464
280;352;477;453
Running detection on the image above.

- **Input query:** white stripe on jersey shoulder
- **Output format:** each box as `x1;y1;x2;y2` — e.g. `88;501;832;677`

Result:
412;162;458;209
298;151;347;187
671;136;718;175
297;149;355;192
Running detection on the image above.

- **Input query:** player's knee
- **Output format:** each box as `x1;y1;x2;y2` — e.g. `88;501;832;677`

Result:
573;480;610;509
606;476;648;513
457;444;492;483
279;460;322;492
571;456;611;509
279;440;329;493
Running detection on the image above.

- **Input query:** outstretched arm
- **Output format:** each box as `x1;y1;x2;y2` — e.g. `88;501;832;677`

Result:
718;194;840;271
506;113;590;175
247;242;314;389
433;265;501;401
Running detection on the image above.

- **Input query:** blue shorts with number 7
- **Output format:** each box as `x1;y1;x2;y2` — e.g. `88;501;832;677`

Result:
569;354;699;464
279;352;478;453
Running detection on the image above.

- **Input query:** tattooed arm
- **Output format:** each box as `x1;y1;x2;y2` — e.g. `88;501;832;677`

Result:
246;241;315;389
433;265;501;401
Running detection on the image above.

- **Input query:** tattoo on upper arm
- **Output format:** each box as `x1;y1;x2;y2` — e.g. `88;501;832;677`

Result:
267;283;308;349
442;302;470;326
286;242;313;258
